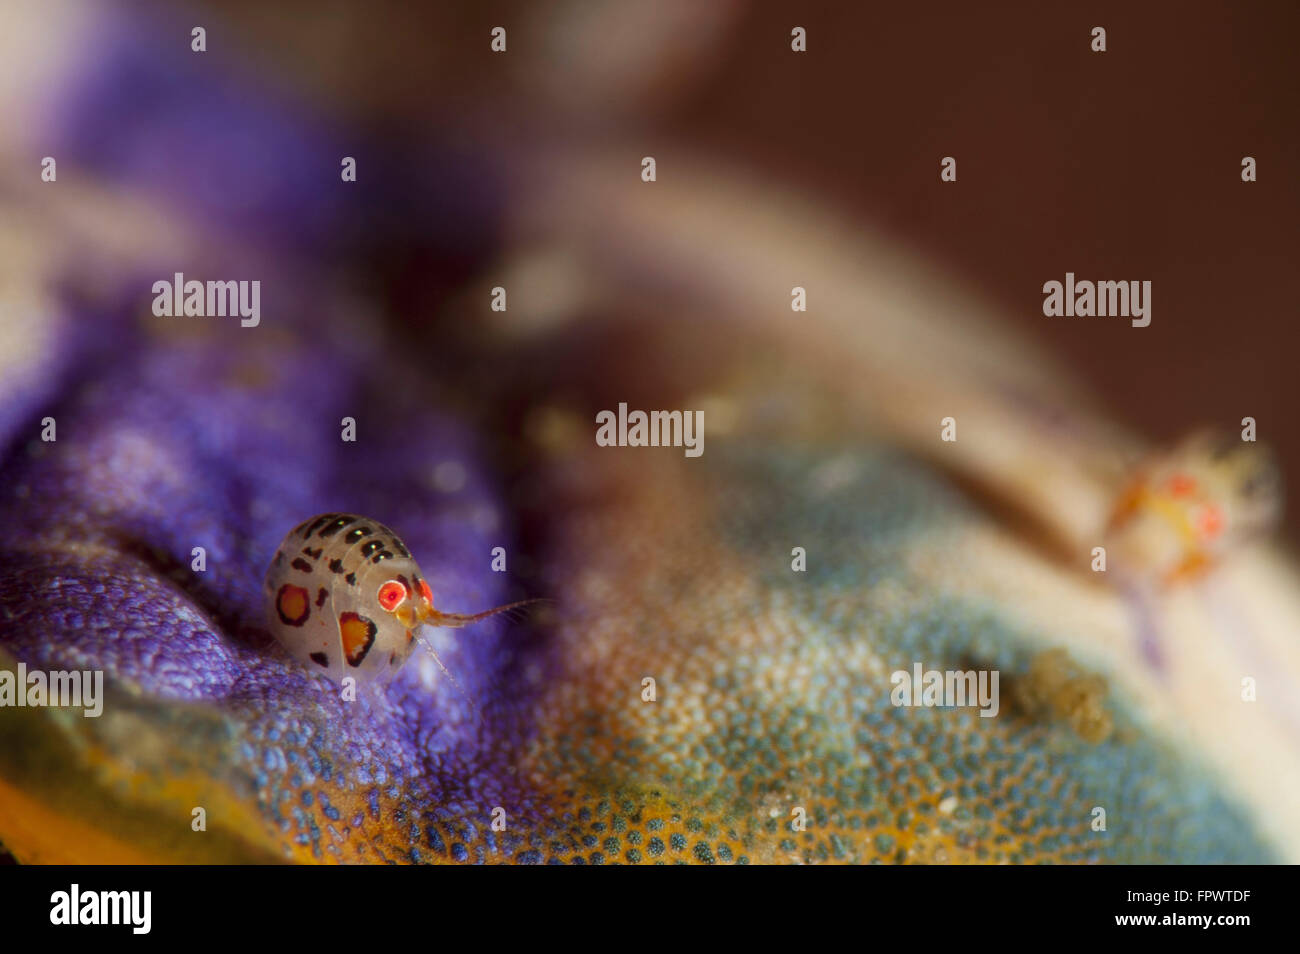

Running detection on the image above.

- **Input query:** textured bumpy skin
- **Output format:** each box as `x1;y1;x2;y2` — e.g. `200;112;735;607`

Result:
0;293;1281;863
0;15;1295;864
0;418;1278;864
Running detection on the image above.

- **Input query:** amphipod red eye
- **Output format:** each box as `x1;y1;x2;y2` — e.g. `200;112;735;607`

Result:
1198;506;1224;540
418;579;433;605
377;580;408;612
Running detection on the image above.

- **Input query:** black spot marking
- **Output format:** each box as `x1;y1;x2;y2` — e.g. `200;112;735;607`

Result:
390;652;399;667
316;587;328;607
319;516;354;538
291;557;314;573
273;550;285;568
360;540;383;558
305;514;337;537
302;546;323;559
1209;436;1238;461
329;558;345;574
345;527;372;543
310;652;329;668
392;539;410;558
1242;468;1277;499
370;551;393;564
345;572;357;585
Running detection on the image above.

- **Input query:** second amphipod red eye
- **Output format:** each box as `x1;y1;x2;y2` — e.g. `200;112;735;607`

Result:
1198;506;1224;540
378;580;407;611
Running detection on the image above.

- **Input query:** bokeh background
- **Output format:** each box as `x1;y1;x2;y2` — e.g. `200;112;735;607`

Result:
1;0;1298;866
674;1;1300;541
166;0;1300;539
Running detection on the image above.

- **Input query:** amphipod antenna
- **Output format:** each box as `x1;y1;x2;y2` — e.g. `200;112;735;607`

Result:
419;598;548;629
408;628;482;721
411;598;548;720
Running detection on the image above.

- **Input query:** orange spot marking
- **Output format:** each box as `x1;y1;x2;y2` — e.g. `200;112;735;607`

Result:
276;584;310;626
1166;474;1198;497
339;612;376;666
418;580;433;605
1107;483;1146;530
1165;552;1212;585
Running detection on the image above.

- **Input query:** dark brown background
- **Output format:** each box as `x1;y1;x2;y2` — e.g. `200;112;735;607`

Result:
668;0;1299;542
213;0;1299;543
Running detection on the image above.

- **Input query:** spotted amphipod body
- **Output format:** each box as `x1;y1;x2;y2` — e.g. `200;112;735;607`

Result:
264;513;534;688
1106;431;1281;585
1104;432;1282;675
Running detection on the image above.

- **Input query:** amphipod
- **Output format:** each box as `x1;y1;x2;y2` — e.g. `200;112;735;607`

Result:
1105;432;1281;674
1106;431;1281;585
264;513;536;694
